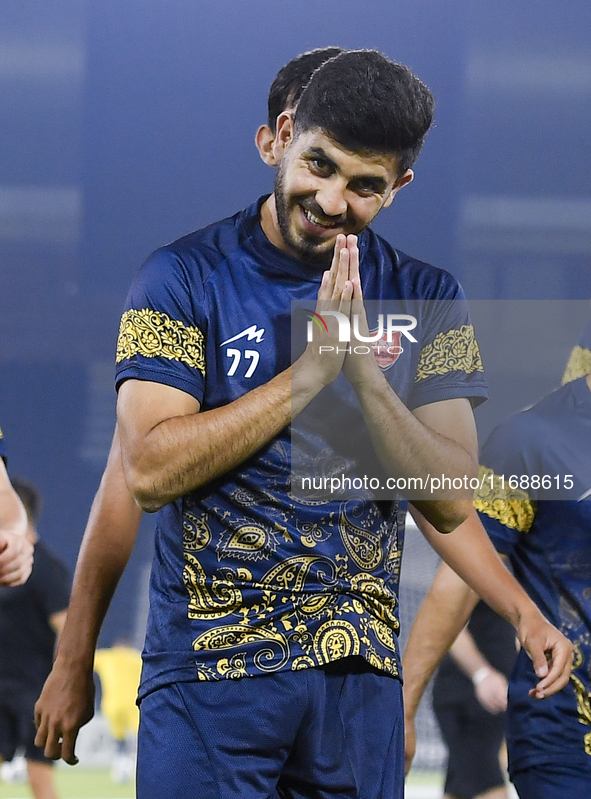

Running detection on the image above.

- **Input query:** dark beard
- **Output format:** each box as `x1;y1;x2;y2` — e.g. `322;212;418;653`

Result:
273;164;333;267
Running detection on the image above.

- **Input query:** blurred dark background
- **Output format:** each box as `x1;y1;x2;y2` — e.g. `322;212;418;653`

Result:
1;0;590;644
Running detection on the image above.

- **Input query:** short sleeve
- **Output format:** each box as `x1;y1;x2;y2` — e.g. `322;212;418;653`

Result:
115;248;206;403
474;416;537;555
409;278;488;410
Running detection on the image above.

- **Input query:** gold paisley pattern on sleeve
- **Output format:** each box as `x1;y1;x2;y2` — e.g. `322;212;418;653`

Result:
562;346;591;385
415;324;483;382
116;308;205;376
473;465;535;533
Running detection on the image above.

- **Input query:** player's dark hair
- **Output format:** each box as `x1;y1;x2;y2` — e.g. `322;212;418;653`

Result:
294;49;435;175
267;47;345;131
11;476;42;526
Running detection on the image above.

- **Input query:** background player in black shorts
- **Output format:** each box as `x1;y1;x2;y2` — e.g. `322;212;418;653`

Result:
0;478;70;799
432;601;517;799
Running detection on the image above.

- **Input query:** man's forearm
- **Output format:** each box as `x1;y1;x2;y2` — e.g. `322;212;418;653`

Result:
119;363;326;513
55;433;142;668
413;507;539;628
402;561;477;717
449;626;494;680
350;366;477;531
356;376;476;484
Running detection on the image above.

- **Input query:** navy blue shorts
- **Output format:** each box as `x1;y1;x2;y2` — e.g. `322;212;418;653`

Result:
512;761;591;799
137;656;404;799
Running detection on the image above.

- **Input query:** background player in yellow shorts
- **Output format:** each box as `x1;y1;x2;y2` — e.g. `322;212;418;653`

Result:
94;642;142;783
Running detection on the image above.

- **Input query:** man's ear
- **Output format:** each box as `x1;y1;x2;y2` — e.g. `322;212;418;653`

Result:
383;169;414;209
271;112;295;163
255;125;278;166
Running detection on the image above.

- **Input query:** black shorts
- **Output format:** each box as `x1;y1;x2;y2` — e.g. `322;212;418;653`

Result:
0;691;52;765
433;694;507;799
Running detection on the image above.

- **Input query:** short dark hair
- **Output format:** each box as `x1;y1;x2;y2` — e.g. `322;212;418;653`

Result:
267;47;345;131
11;477;42;526
294;49;435;175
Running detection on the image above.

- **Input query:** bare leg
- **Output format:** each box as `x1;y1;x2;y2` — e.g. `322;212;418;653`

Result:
26;760;61;799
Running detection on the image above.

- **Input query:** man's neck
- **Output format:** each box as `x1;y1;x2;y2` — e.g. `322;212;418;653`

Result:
259;194;285;253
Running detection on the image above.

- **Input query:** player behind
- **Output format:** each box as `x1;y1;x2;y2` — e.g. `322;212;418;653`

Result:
94;640;142;783
36;50;571;798
33;43;349;764
0;478;69;799
403;319;591;798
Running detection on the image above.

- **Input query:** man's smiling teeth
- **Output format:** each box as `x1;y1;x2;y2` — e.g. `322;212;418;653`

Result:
303;207;337;228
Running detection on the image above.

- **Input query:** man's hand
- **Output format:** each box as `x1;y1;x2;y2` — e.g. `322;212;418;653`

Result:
340;236;382;389
0;460;32;586
297;233;355;388
34;658;96;765
0;530;33;586
516;610;574;699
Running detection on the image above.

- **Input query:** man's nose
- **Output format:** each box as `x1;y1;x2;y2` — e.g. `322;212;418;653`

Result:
315;181;348;219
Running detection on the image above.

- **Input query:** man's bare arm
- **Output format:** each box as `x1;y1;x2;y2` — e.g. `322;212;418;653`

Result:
342;241;478;532
402;558;478;773
0;458;33;586
34;427;142;765
449;626;510;714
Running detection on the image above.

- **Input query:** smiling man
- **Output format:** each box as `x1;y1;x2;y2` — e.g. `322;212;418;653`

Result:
34;49;572;799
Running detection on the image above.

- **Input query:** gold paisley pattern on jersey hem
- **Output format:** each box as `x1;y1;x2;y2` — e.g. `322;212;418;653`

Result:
181;496;402;681
415;325;484;382
570;673;591;726
473;466;535;533
562;345;591;385
183;551;401;680
116;308;205;375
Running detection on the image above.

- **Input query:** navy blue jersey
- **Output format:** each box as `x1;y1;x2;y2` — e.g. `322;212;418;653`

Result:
116;198;487;697
475;377;591;774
